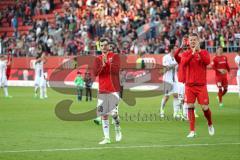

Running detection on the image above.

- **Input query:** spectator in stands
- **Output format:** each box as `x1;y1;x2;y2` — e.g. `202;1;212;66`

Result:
11;15;18;38
41;0;50;14
0;0;239;56
67;36;78;55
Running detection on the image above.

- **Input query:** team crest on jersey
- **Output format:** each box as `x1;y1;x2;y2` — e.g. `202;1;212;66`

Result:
195;54;201;60
109;58;113;62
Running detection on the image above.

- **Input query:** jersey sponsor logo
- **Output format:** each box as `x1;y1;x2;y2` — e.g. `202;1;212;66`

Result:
109;57;113;63
218;61;226;64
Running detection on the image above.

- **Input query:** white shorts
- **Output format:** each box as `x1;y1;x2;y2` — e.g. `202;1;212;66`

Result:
40;79;47;88
0;75;7;87
96;92;120;116
177;82;185;100
164;82;178;96
34;76;44;86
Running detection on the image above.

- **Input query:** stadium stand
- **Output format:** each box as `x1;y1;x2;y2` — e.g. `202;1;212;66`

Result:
0;0;239;56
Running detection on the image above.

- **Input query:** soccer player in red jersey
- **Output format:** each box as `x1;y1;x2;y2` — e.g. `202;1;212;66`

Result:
6;49;13;80
174;35;199;120
181;33;214;138
212;46;230;107
174;36;188;120
94;38;122;144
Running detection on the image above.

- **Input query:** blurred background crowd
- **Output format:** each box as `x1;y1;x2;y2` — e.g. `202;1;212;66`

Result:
0;0;239;57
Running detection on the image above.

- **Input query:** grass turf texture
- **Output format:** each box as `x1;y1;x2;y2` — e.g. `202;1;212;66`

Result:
0;87;239;160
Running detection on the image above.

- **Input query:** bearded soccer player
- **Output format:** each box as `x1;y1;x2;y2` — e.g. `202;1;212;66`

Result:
174;35;199;120
181;33;214;138
212;46;230;107
94;38;122;144
174;36;188;120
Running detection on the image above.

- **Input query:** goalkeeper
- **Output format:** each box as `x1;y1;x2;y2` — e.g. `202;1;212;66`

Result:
74;71;84;101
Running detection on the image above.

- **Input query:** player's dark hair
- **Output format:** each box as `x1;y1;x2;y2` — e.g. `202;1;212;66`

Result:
108;42;116;46
169;44;175;50
100;38;109;43
189;33;199;37
36;52;42;59
108;42;116;49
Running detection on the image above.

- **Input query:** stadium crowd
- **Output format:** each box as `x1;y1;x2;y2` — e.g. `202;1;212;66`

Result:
0;0;239;57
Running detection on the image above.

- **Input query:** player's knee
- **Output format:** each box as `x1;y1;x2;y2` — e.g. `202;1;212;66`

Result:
173;94;178;99
201;105;209;111
102;115;108;120
112;113;120;125
112;113;117;117
187;103;194;108
165;96;169;101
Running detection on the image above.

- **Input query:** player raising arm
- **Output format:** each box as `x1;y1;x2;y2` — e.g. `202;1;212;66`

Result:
174;36;188;120
93;38;122;145
181;33;214;138
174;36;199;120
34;52;47;99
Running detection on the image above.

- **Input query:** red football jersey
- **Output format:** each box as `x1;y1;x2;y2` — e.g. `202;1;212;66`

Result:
182;49;210;86
212;55;230;77
174;48;186;83
94;52;120;93
6;54;12;80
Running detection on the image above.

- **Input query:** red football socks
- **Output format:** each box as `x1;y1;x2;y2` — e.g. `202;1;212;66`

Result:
188;108;195;131
222;88;228;96
218;88;223;103
203;108;212;126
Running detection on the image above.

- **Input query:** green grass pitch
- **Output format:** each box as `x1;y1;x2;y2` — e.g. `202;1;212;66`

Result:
0;87;239;160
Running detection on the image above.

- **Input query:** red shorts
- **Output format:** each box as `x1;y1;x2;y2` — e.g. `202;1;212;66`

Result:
216;76;228;88
185;85;209;105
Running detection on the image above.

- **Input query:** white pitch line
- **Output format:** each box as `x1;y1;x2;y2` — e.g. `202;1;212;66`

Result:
0;142;239;154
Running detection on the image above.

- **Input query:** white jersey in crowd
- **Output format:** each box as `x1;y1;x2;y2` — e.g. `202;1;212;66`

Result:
162;53;178;83
235;55;240;76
